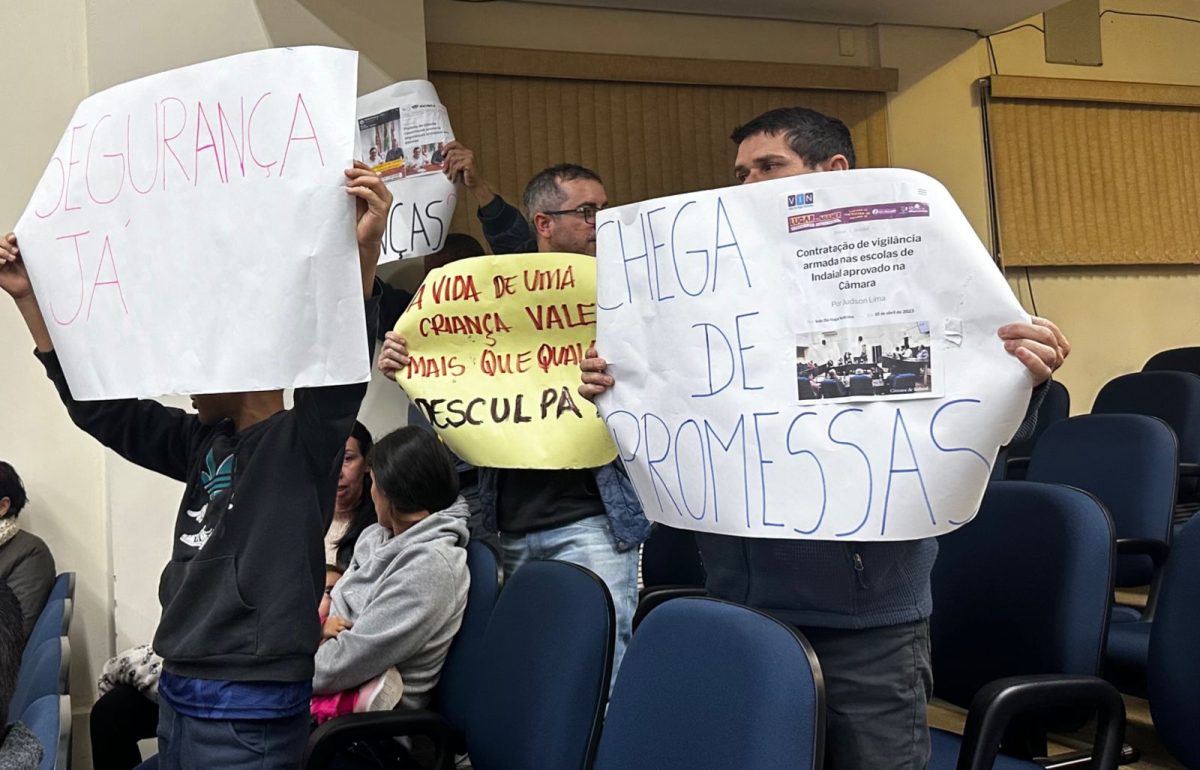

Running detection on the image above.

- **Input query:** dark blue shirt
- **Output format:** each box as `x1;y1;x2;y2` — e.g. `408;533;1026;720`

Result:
159;671;311;719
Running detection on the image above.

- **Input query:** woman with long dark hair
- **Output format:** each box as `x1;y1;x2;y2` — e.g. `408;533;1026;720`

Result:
326;422;377;569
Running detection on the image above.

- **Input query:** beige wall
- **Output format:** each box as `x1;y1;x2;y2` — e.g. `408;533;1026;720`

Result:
426;0;1200;411
0;2;105;765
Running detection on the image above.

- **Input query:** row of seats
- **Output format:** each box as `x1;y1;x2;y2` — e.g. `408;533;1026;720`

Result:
1006;346;1200;522
305;545;826;769
10;572;75;770
990;345;1200;764
305;475;1200;769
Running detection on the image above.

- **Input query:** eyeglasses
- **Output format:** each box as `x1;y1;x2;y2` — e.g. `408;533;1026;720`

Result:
541;205;602;224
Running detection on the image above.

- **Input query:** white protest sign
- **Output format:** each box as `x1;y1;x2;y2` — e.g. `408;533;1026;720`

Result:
595;169;1032;541
15;46;365;401
357;81;457;263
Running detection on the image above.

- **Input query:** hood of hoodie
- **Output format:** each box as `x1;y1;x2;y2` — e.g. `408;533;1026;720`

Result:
342;495;470;584
365;495;470;556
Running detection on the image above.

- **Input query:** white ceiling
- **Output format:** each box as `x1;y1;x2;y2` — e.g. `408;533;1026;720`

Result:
507;0;1065;34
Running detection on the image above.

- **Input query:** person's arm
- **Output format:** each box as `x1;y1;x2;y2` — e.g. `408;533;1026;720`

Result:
997;315;1070;445
377;282;413;342
312;547;464;693
6;538;56;638
293;164;392;474
477;194;537;255
441;142;535;254
1;234;200;480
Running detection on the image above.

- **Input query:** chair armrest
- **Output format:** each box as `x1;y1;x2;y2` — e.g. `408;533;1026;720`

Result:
1003;457;1030;480
1178;462;1200;478
304;709;457;770
1116;538;1170;569
956;675;1124;770
633;587;706;632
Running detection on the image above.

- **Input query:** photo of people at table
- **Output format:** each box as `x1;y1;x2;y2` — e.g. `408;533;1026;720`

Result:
796;321;934;402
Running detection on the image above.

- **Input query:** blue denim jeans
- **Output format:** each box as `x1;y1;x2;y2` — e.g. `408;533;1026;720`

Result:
499;515;639;680
153;698;309;770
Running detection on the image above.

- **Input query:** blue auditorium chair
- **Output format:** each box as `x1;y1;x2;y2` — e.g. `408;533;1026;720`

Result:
463;560;613;770
19;693;70;770
1002;380;1070;480
1092;371;1200;524
1142;515;1200;767
640;523;705;592
46;572;75;604
797;376;817;400
9;637;69;720
1024;415;1177;623
1106;512;1200;700
928;482;1125;768
593;597;824;770
25;598;70;655
848;373;874;396
892;372;917;393
633;525;708;631
304;540;503;770
819;377;846;398
1143;346;1200;376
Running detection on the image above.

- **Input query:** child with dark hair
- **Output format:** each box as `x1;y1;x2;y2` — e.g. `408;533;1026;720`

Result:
313;427;469;713
0;460;55;639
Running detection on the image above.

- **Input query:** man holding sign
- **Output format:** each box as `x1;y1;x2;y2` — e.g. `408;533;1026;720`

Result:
379;163;649;677
580;107;1069;769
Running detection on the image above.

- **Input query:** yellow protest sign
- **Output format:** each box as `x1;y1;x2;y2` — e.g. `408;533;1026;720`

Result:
393;252;618;469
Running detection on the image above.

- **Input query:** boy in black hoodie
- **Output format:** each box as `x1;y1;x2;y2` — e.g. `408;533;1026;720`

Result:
0;161;391;770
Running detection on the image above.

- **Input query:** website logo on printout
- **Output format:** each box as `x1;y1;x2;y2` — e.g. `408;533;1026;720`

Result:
787;192;815;209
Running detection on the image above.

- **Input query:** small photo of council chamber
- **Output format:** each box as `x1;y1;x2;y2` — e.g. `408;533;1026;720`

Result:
796;320;933;401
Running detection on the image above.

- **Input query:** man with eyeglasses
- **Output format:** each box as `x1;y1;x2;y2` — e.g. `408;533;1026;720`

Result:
379;159;649;681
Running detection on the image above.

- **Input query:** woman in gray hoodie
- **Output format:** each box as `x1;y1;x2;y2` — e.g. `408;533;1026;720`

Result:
313;427;470;711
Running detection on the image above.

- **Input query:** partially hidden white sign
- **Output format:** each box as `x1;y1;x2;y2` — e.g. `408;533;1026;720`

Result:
357;80;457;263
594;168;1033;541
15;46;365;400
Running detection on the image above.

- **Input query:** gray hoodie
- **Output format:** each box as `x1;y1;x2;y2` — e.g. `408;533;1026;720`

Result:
313;498;470;710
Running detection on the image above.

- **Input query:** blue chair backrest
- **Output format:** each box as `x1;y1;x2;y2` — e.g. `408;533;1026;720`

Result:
893;373;916;392
848;374;874;396
25;599;69;654
931;482;1114;709
1143;346;1200;377
18;693;66;770
1026;415;1177;586
46;573;75;604
1092;371;1200;463
9;637;67;719
433;540;501;735
466;560;612;770
1148;516;1200;768
797;377;817;400
1005;380;1070;459
819;378;844;398
594;597;824;770
640;524;705;589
